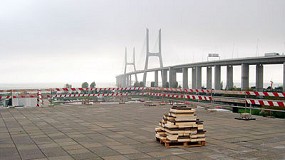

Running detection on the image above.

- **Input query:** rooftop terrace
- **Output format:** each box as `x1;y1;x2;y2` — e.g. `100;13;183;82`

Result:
1;103;285;160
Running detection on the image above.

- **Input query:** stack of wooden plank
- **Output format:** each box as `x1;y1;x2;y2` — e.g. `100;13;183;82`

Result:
155;106;206;148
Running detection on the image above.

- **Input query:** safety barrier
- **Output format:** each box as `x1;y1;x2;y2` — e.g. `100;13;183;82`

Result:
246;99;285;107
148;92;212;101
245;91;285;97
1;87;284;98
1;87;285;108
52;92;146;98
52;87;146;92
37;90;43;107
0;95;37;100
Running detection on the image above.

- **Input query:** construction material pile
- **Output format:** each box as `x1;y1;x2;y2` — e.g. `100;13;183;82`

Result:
155;106;206;148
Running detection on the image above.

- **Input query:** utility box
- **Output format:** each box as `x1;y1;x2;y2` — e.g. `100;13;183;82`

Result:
12;98;37;107
1;99;12;107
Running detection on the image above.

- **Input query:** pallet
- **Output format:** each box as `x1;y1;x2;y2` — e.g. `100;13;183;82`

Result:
156;137;205;148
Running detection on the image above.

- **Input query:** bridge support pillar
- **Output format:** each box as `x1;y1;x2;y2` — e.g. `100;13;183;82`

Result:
126;75;130;87
169;67;177;88
256;64;263;92
143;29;163;86
182;68;188;89
124;76;127;87
130;75;132;86
227;65;233;90
196;66;202;89
283;62;285;92
215;65;221;90
118;76;121;87
241;64;249;90
121;75;125;87
121;76;124;87
162;69;168;87
154;70;158;87
207;67;212;89
124;48;138;86
192;67;197;89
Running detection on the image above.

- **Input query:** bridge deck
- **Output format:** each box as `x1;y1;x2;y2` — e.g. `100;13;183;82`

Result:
1;104;285;159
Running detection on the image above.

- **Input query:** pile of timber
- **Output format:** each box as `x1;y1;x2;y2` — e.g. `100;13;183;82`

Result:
155;106;206;148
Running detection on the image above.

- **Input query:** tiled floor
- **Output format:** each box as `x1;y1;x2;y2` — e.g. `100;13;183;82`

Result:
1;103;285;160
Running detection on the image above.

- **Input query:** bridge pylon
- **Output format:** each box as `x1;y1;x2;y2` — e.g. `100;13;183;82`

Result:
124;47;138;87
143;28;163;86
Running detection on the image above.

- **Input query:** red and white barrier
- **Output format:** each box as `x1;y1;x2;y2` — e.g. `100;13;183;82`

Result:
0;87;145;93
0;95;38;100
2;87;285;108
185;95;212;101
148;92;184;99
147;92;212;101
0;89;51;93
246;99;285;107
0;92;145;100
2;87;285;98
245;91;285;97
52;87;146;92
147;87;211;93
52;92;146;98
37;90;43;107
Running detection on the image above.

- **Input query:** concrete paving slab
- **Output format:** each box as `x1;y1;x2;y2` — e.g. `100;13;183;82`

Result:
1;103;285;160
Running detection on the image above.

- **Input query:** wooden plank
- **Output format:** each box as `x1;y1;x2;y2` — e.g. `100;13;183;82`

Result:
170;108;195;114
190;133;205;139
164;128;197;134
156;138;206;148
197;124;203;130
155;127;164;132
169;113;196;117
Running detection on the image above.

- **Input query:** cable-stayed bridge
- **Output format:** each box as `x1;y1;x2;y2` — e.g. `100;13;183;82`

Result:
116;29;285;92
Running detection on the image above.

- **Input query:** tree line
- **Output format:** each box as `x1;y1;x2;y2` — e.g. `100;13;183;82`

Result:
64;81;96;88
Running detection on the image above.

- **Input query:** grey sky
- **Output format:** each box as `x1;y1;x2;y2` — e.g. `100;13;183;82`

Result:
0;0;285;85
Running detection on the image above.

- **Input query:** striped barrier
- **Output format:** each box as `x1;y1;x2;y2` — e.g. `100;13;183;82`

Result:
1;87;284;98
149;87;285;98
245;91;285;98
147;87;211;93
0;87;146;93
148;92;212;101
0;92;145;100
37;90;43;107
185;95;212;101
1;87;285;108
246;99;285;107
0;89;51;93
52;87;146;92
52;92;146;98
0;95;38;100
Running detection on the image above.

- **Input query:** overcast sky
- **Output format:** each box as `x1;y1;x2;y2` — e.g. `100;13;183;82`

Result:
0;0;285;86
